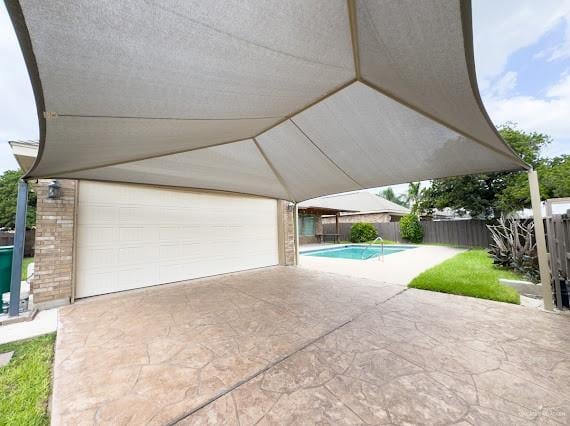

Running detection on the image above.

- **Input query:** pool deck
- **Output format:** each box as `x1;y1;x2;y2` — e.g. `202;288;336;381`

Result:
300;244;465;286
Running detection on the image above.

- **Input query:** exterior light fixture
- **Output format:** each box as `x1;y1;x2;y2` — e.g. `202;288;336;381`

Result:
47;179;61;199
287;202;295;212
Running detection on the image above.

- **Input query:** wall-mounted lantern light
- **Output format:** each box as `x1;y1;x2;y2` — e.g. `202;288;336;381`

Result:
287;202;295;212
47;180;61;199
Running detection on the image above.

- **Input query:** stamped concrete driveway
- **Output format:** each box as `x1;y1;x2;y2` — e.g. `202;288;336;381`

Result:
52;267;570;425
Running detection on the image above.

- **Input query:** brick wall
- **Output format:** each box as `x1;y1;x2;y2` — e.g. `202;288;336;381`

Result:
31;179;77;308
278;200;296;265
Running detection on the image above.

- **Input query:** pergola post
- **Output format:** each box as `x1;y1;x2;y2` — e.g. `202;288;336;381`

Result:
8;180;28;317
294;203;300;265
528;170;553;311
335;213;340;243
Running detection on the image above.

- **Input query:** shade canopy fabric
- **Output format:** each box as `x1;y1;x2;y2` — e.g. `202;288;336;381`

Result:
9;0;526;202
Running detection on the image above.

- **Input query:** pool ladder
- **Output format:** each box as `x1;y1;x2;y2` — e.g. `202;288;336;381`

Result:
361;237;384;261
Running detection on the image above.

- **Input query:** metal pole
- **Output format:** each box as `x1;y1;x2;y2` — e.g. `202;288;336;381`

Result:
528;170;553;311
9;180;28;316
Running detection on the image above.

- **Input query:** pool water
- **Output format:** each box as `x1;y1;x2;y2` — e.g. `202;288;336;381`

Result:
301;245;414;260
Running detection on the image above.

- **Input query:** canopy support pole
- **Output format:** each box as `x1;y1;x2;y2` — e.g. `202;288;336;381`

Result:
528;170;553;311
9;180;28;317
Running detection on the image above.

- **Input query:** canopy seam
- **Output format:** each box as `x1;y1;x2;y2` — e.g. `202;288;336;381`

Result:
252;138;296;202
151;1;352;72
253;79;357;139
289;118;364;189
347;0;361;79
53;113;283;121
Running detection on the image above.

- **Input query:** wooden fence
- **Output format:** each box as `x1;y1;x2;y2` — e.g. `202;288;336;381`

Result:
545;201;570;309
0;230;35;257
323;219;492;247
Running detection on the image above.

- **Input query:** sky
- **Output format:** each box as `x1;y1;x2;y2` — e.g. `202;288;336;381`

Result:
1;1;569;196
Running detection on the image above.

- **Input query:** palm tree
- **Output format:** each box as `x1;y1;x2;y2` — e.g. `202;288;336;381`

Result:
377;187;407;207
405;182;423;214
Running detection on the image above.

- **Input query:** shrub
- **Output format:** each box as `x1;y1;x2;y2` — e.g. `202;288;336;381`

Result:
350;222;378;243
487;216;539;282
400;214;423;243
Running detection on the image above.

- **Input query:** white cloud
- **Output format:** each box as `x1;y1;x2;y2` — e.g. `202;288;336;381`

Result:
473;0;570;81
490;71;518;97
546;71;570;97
484;71;570;156
536;16;570;62
473;1;570;158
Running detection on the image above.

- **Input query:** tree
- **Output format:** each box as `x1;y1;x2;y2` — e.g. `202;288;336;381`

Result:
419;124;567;219
404;182;423;214
497;155;570;212
378;187;407;207
0;170;36;229
400;213;423;243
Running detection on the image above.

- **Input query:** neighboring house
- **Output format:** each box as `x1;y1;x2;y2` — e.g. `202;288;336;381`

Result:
421;207;472;221
296;206;350;245
297;191;409;244
9;141;297;309
8;140;38;171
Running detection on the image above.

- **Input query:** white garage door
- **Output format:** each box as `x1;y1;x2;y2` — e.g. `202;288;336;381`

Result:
75;181;279;298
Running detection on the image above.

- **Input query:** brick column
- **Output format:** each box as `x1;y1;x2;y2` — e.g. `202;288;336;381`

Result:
277;200;296;266
31;179;77;309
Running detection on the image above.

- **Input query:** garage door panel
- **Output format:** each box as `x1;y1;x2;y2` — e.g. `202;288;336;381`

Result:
119;207;146;224
75;181;279;298
77;225;117;247
78;203;118;225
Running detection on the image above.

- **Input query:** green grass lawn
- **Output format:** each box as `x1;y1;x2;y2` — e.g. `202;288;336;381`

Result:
409;250;522;304
22;257;34;281
0;334;55;426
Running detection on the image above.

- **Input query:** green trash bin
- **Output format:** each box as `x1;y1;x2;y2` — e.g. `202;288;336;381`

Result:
0;246;14;295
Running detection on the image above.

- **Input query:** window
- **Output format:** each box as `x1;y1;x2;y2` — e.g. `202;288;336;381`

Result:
299;214;316;236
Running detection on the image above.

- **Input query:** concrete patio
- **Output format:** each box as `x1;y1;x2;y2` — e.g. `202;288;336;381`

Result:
52;267;570;425
300;244;465;285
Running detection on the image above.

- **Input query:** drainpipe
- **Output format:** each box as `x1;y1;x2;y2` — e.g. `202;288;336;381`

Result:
528;170;553;311
8;179;28;317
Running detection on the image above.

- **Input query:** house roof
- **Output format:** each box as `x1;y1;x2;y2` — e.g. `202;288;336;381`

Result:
8;140;39;172
299;191;410;215
7;1;526;202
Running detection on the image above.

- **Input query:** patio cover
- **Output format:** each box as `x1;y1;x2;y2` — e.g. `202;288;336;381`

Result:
8;0;527;202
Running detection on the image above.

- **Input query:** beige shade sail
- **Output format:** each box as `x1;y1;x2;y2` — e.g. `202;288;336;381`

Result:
8;0;527;202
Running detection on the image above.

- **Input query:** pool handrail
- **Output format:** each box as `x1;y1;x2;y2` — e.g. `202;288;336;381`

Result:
361;237;384;261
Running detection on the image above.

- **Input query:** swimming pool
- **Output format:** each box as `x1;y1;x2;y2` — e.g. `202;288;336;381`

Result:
301;245;415;260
